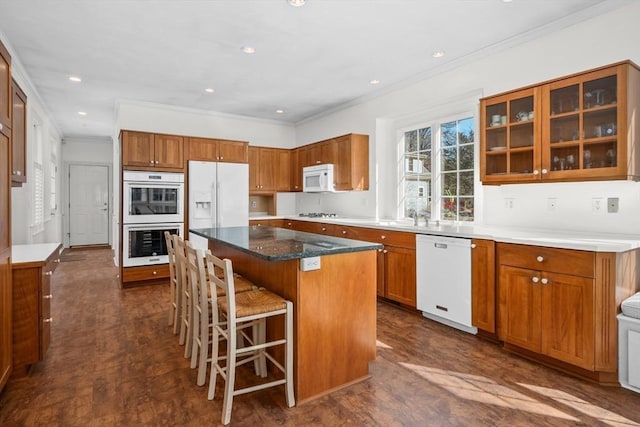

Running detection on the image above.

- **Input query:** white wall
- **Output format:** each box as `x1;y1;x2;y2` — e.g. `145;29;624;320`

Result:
116;102;296;148
6;36;63;245
294;2;640;234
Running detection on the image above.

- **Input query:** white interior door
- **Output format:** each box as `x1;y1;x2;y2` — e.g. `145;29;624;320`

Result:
69;164;109;246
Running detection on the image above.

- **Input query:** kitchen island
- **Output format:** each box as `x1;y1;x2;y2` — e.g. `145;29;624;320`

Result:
190;226;382;404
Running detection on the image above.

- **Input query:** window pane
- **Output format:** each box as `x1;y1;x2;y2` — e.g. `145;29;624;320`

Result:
442;147;457;171
419;127;432;150
443;172;457;195
442;196;457;220
459;144;474;170
405;130;417;152
459;197;474;221
458;117;475;144
460;171;474;196
441;121;457;147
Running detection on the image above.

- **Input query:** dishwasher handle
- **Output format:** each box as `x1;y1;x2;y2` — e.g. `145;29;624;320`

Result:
434;242;448;249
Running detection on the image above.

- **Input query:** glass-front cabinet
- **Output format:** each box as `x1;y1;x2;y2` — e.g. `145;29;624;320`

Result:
481;87;540;183
481;61;640;184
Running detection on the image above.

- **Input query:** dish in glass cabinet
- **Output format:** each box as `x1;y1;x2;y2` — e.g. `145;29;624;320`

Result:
489;146;507;151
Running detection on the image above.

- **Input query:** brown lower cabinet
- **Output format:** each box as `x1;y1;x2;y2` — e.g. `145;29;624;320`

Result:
11;244;61;377
471;239;496;334
0;249;11;390
497;242;639;383
122;264;170;286
248;219;285;228
284;220;417;308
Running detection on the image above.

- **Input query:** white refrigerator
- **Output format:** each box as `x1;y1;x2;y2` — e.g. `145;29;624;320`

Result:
188;160;249;251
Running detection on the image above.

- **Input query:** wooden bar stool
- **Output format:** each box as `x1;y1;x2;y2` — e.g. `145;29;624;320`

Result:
205;251;295;425
174;235;193;358
186;244;257;384
164;231;180;334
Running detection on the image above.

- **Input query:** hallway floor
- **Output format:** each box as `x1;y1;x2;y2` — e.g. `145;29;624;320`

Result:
1;247;639;426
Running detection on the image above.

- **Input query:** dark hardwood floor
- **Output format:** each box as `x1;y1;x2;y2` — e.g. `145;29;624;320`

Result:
1;247;639;426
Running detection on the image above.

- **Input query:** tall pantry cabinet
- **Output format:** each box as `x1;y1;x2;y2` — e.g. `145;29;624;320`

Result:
0;39;13;392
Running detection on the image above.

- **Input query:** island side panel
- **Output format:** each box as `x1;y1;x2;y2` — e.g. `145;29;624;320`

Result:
296;250;377;402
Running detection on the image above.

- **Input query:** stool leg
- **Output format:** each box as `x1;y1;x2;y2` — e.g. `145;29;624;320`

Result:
190;306;199;369
168;280;175;327
285;301;295;407
222;326;237;425
183;295;193;358
208;323;220;401
257;320;267;378
179;289;188;346
197;319;209;386
172;281;182;335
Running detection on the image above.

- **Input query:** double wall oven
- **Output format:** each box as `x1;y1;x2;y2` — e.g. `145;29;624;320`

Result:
122;171;184;267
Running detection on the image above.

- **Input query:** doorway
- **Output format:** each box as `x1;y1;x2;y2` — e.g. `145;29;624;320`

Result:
68;164;110;247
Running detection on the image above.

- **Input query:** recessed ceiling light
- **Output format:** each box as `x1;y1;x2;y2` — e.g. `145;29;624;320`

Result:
432;51;445;58
69;76;82;82
205;88;215;93
241;46;256;54
502;0;513;2
78;111;87;116
287;0;306;6
276;109;284;114
370;79;380;85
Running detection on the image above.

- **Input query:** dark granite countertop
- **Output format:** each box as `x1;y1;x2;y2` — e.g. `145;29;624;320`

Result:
190;226;382;261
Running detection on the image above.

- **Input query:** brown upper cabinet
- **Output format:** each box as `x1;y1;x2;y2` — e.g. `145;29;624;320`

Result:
121;130;184;171
291;133;369;192
0;41;10;133
481;61;640;184
249;146;278;192
187;137;248;163
11;79;26;186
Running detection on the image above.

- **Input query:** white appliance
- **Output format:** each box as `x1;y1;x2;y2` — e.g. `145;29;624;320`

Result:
416;234;476;334
123;171;184;224
123;222;183;267
303;164;335;192
188;160;249;251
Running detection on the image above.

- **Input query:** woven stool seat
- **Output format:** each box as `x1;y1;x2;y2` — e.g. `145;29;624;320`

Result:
219;289;287;318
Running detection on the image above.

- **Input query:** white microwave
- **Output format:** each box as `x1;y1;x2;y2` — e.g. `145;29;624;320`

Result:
303;164;335;192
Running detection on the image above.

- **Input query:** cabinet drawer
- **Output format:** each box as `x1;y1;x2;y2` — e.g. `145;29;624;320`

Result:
497;243;594;278
122;264;170;283
350;226;416;249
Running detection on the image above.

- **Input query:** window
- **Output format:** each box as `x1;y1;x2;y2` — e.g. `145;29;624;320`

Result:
50;155;57;214
33;162;44;230
400;115;475;222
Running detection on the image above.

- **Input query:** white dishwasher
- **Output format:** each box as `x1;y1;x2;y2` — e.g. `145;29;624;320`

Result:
416;234;477;334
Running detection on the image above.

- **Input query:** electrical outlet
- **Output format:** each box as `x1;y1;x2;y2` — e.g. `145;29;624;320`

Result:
547;198;558;211
608;197;619;213
504;198;514;209
592;197;604;214
251;200;257;208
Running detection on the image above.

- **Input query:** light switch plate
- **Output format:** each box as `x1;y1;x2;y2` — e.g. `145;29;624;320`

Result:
300;256;321;271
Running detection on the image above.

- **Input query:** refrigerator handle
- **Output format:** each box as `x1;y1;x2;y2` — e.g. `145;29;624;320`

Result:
216;181;221;227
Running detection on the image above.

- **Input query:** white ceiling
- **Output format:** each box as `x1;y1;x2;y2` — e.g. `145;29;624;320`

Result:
0;0;628;139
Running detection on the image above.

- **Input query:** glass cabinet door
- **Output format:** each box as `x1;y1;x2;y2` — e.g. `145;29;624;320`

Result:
542;66;623;179
481;87;540;183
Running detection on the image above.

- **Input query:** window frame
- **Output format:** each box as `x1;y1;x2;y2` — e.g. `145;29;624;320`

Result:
398;110;478;223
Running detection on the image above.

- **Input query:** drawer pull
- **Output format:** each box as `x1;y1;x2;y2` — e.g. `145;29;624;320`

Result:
43;294;53;299
536;256;544;262
152;271;157;275
321;227;327;231
541;278;549;285
383;249;388;254
45;271;53;276
43;318;53;323
381;235;386;240
436;305;449;312
342;230;347;235
377;248;383;253
532;276;540;283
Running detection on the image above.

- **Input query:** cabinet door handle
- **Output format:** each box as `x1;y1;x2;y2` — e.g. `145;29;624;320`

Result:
55;258;61;263
43;318;53;323
541;168;548;175
381;235;386;240
321;227;327;231
155;160;159;164
16;170;21;176
152;271;157;275
541;278;549;285
533;170;539;175
471;243;477;249
377;248;383;252
532;276;540;283
43;294;53;299
342;230;347;235
536;256;544;262
220;156;223;160
383;249;388;254
45;271;53;276
0;123;2;130
150;160;154;164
